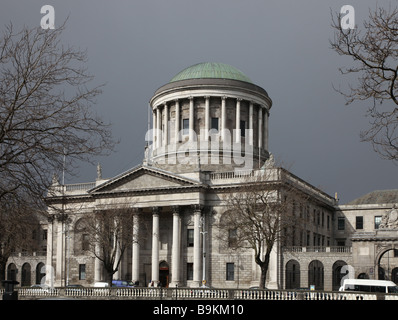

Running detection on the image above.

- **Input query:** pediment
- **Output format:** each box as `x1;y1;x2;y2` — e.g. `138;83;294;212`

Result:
89;165;200;193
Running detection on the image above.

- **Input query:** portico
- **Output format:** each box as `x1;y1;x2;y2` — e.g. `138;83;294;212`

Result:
89;165;208;288
121;203;206;288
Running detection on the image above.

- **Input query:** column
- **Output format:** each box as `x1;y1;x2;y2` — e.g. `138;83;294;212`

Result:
249;102;253;146
94;219;101;282
156;106;161;148
132;212;140;284
189;97;194;141
151;208;160;285
163;103;168;146
55;214;66;286
171;206;181;287
204;96;210;141
174;99;180;143
94;242;101;282
152;109;157;150
45;216;54;287
264;110;269;150
258;106;263;149
235;98;241;143
221;96;226;141
193;205;202;286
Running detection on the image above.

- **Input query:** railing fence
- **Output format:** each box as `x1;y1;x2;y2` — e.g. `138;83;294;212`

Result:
3;287;398;300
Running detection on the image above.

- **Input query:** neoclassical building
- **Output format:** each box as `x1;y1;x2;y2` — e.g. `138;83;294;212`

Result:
6;63;398;291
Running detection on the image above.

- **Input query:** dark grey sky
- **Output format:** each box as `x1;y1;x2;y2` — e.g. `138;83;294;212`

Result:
1;0;396;204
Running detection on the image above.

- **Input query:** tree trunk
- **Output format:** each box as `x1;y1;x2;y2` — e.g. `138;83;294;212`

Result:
104;270;113;288
257;250;271;289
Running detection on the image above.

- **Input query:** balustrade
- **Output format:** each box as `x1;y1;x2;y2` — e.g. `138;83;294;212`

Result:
12;286;395;300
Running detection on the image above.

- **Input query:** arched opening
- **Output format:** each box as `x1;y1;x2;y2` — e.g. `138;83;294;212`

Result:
332;260;348;291
36;263;46;285
7;263;17;281
392;267;398;284
377;248;398;281
159;261;169;288
285;260;300;289
308;260;324;290
21;263;31;286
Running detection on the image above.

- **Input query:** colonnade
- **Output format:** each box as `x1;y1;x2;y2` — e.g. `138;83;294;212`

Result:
47;206;206;288
152;96;269;151
145;205;203;287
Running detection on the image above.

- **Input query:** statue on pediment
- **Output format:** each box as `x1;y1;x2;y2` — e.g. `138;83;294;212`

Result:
262;153;275;169
379;204;398;229
96;163;102;180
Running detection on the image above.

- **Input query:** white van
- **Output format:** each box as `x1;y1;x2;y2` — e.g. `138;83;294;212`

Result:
93;282;109;288
339;279;398;293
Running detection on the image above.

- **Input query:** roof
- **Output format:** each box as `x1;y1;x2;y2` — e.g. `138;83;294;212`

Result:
169;62;253;84
347;189;398;205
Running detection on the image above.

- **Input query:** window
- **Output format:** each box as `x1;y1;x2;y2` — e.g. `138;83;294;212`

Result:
240;120;246;137
226;263;234;281
82;234;90;251
228;229;237;248
211;117;219;131
356;216;363;230
183;119;189;135
79;264;86;280
187;263;193;280
337;240;346;246
375;216;382;229
338;217;345;230
187;229;194;247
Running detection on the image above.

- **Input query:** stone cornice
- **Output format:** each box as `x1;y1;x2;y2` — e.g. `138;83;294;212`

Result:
150;79;272;110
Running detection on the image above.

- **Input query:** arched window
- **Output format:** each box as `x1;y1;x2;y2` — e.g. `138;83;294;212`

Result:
36;262;46;285
332;260;347;291
7;263;17;281
21;263;31;286
285;260;300;289
308;260;324;290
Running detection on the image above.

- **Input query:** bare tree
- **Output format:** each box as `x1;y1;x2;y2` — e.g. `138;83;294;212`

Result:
0;22;114;203
79;206;147;286
330;5;398;161
219;168;307;289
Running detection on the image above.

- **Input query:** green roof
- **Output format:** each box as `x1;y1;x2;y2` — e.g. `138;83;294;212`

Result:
169;62;253;84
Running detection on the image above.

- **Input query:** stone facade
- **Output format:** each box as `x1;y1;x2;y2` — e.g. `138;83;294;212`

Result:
5;63;398;291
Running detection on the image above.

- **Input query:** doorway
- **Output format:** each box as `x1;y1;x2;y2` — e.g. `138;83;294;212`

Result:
159;261;169;288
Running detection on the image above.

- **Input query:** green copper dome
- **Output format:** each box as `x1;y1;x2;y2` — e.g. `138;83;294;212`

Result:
169;62;253;84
